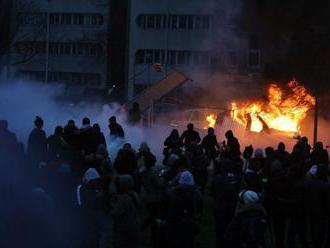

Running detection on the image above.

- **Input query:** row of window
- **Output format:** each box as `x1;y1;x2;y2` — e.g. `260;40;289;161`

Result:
15;42;103;57
135;49;214;65
15;70;101;85
17;12;104;26
137;14;211;30
135;49;260;67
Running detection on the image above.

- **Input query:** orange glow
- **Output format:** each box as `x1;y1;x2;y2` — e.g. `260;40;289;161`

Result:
231;80;315;133
206;114;216;128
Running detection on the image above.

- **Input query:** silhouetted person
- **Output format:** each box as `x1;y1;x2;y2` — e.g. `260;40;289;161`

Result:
211;162;241;248
180;123;201;146
108;116;125;139
164;129;183;154
310;142;329;166
202;127;220;163
225;130;241;161
293;136;311;162
0;120;17;155
114;143;137;176
127;102;142;126
93;123;107;147
63;120;79;149
79;117;98;155
302;165;328;248
27;116;47;168
275;142;290;169
47;126;66;163
162;171;203;248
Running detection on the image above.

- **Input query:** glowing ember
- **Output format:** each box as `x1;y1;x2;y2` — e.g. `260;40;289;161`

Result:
231;80;315;133
206;114;216;128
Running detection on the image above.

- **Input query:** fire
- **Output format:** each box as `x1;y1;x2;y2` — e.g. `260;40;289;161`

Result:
207;114;216;128
231;80;315;133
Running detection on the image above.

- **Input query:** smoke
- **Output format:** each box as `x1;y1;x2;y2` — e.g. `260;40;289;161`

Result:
0;80;171;159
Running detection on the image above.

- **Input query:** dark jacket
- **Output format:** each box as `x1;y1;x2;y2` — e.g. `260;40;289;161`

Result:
114;149;137;175
202;134;220;154
310;149;329;166
181;130;201;146
109;123;125;138
79;126;97;155
27;128;47;164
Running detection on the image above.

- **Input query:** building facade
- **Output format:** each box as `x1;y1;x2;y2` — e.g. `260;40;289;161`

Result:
127;0;261;99
8;0;110;97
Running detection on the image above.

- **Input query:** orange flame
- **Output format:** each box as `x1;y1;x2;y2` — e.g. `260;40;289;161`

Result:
231;80;315;133
206;114;216;128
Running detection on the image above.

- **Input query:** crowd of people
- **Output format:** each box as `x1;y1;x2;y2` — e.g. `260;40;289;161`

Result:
0;115;330;248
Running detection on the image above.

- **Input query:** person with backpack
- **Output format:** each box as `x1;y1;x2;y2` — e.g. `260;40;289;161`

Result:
110;175;142;248
225;190;267;248
161;171;203;248
211;160;241;248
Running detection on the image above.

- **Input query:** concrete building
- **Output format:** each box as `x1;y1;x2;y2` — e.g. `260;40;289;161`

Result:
126;0;262;99
8;0;110;97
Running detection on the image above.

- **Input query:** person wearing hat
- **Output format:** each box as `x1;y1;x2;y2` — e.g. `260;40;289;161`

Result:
224;189;267;248
162;170;202;248
110;175;142;248
108;116;125;140
27;116;47;169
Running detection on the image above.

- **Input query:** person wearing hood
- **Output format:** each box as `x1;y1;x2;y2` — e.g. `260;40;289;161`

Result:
242;148;264;193
114;143;137;176
47;126;67;163
27;116;47;169
108;116;125;140
162;171;203;248
211;160;241;248
79;117;98;155
164;129;183;156
110;175;142;248
265;160;287;248
93;123;107;147
310;142;329;166
302;164;329;248
77;168;113;248
224;190;267;248
63;120;79;149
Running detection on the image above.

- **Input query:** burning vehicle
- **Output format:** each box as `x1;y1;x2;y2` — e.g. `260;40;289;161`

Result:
230;80;315;136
